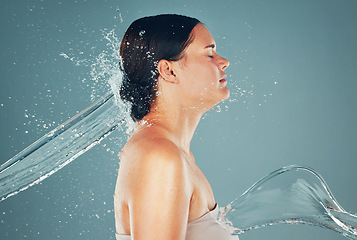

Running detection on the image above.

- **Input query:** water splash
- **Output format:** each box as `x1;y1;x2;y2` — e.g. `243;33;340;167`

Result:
0;92;122;202
219;165;357;239
0;28;131;202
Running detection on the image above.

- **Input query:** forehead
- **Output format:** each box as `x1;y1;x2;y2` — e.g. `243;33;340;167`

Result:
190;24;215;48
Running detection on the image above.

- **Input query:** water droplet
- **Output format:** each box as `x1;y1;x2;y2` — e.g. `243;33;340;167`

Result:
139;30;145;36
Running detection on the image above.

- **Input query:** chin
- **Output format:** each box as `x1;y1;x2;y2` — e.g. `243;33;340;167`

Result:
206;88;230;110
220;87;230;101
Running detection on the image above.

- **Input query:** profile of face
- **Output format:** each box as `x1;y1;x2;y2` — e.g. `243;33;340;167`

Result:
158;23;230;112
120;15;229;121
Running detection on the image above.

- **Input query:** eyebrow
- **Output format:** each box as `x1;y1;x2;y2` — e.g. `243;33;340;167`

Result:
204;44;215;49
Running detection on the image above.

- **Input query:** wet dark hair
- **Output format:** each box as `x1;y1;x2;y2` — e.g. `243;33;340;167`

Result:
119;14;200;122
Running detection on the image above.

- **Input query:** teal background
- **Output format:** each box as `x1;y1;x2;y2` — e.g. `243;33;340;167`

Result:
1;0;356;239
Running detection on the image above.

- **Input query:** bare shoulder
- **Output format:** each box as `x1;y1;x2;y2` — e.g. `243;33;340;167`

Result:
123;136;184;163
115;132;193;238
120;127;187;165
118;133;192;194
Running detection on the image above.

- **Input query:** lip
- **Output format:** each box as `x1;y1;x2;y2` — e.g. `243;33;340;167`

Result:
219;79;227;87
219;74;227;84
219;79;227;83
219;74;227;82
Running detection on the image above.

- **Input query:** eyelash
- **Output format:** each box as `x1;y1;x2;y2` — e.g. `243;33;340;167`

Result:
208;55;213;58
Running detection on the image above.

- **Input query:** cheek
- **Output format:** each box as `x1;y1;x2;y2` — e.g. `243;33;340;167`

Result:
177;59;217;92
188;61;216;81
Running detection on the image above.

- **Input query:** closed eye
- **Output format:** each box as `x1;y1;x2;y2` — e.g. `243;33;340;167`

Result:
205;43;216;59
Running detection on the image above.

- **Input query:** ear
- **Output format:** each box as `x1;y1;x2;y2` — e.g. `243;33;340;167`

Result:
157;59;177;83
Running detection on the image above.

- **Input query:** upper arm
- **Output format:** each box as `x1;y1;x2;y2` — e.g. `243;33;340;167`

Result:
125;140;192;240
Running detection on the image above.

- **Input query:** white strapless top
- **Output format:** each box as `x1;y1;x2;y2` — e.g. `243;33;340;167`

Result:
115;204;238;240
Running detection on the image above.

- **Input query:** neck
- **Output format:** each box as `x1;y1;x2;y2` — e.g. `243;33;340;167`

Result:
138;104;203;153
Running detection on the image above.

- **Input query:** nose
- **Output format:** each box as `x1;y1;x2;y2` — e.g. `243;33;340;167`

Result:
219;55;229;71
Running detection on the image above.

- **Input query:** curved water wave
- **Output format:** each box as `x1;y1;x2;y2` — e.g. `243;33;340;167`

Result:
220;165;357;239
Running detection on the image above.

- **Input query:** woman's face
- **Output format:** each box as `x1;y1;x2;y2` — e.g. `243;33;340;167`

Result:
173;23;230;111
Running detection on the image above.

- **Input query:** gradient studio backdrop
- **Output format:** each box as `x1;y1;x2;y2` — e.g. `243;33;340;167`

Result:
1;0;356;239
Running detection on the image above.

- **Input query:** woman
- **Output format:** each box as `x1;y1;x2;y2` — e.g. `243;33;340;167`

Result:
114;14;237;240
